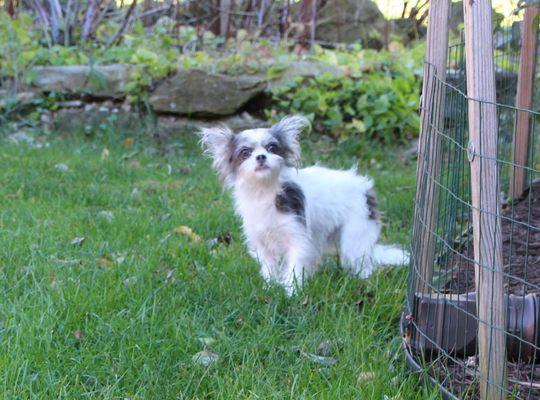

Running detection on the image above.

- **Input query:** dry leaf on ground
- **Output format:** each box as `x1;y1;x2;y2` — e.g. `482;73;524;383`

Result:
174;226;202;242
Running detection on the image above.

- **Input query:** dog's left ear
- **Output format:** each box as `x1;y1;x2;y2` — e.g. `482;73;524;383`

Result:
270;115;311;167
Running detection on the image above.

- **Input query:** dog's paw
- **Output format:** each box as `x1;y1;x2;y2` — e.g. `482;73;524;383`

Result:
283;285;295;296
357;264;375;279
281;279;301;297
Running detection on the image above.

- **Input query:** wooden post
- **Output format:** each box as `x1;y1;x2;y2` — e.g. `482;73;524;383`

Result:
413;0;451;293
463;1;506;399
510;5;540;199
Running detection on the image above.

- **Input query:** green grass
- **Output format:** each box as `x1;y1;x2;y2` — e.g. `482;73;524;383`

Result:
0;125;439;399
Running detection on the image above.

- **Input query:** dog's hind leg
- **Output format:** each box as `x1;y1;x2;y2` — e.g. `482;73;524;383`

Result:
339;219;381;278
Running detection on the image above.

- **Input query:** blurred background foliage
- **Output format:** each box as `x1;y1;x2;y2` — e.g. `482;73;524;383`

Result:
0;0;525;143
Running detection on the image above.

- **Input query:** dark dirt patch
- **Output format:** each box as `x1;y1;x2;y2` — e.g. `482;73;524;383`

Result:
423;181;540;398
431;356;540;399
444;180;540;295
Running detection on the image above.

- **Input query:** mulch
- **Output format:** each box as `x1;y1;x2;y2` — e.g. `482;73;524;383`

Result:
431;356;540;399
444;180;540;295
422;181;540;398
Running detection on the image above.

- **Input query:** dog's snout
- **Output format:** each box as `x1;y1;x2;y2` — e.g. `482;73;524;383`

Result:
256;154;266;162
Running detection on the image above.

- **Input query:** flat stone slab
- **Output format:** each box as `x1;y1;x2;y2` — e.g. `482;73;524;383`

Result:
0;90;38;109
30;64;133;98
149;69;267;117
52;103;266;135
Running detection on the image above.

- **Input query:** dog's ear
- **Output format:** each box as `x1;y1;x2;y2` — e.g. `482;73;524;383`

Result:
198;126;236;186
269;115;310;167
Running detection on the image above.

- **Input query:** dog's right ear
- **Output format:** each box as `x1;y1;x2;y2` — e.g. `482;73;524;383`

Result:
198;126;236;186
270;115;310;167
199;126;234;159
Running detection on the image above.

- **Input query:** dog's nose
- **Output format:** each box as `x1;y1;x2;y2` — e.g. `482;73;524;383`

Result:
256;154;266;162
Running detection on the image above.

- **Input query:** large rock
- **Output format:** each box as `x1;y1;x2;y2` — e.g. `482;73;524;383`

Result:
149;69;267;117
315;0;386;47
31;64;133;98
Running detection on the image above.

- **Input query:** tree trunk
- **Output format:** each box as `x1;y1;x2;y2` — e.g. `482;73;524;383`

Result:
297;0;314;50
209;0;221;35
5;0;18;18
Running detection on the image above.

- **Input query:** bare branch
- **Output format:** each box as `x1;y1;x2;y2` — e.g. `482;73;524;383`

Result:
64;0;73;45
107;0;138;46
26;0;49;26
49;0;62;19
91;0;116;35
69;0;80;43
310;0;316;51
81;0;97;41
133;4;173;21
257;0;267;28
24;0;52;44
401;1;409;19
47;0;64;44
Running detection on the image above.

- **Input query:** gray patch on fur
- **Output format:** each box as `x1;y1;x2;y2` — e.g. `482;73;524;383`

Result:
366;188;379;221
275;181;306;224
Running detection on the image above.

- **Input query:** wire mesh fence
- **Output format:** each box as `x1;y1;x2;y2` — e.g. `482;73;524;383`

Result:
404;23;540;399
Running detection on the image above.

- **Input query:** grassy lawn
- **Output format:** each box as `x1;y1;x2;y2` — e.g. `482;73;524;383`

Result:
0;124;439;399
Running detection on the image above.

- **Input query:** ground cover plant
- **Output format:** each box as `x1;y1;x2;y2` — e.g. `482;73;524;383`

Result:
0;123;440;399
268;44;422;143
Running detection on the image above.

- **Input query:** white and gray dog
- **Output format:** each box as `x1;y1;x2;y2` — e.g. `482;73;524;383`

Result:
200;115;408;294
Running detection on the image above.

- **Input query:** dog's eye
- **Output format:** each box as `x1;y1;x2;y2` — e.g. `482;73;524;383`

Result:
266;144;278;153
240;148;252;159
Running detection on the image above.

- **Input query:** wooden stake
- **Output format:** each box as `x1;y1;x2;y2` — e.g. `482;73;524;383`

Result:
510;5;539;199
413;0;451;293
463;1;506;398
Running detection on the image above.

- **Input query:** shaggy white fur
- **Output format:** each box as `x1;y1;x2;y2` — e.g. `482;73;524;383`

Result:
200;116;409;294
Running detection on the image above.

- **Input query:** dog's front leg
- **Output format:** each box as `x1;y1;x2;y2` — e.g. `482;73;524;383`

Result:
281;242;316;295
259;259;276;283
249;247;278;284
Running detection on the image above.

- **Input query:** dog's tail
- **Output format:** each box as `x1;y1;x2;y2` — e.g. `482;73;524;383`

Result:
371;244;410;266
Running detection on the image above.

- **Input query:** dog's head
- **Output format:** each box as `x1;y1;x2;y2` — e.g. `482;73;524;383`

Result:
199;116;310;188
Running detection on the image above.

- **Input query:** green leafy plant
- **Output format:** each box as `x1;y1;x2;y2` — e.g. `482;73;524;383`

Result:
0;13;41;91
268;46;422;143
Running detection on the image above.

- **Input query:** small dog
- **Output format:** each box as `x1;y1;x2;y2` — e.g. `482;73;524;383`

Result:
200;115;408;294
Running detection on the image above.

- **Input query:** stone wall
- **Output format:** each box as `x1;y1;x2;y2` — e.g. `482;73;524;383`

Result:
0;60;343;133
